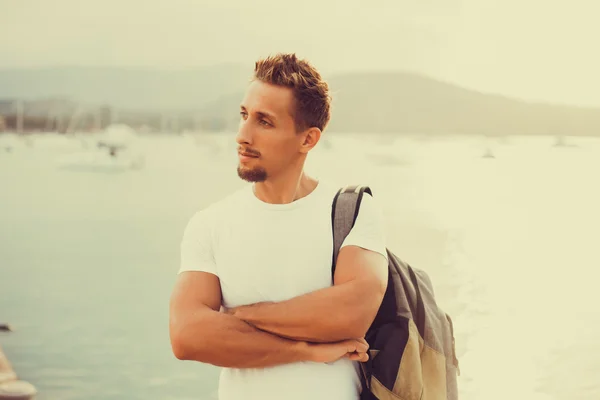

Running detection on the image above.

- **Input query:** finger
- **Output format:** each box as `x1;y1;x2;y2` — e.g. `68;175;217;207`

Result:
347;352;369;362
345;341;359;353
356;340;369;353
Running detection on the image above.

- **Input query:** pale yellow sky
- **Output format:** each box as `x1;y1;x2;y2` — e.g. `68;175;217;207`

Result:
0;0;598;106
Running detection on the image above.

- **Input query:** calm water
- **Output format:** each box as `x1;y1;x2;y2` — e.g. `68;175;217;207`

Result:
1;132;599;400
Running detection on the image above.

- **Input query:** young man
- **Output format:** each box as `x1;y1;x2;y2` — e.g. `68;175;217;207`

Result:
169;53;389;400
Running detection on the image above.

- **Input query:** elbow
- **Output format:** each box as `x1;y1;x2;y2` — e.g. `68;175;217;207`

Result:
331;309;374;340
345;315;373;339
169;323;202;361
170;326;190;360
170;330;193;360
345;290;386;338
171;341;189;360
169;309;219;362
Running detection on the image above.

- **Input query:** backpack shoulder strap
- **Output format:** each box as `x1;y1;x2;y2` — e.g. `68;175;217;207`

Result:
331;185;373;278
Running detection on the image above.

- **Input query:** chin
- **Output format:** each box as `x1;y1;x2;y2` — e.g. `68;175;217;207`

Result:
237;165;268;183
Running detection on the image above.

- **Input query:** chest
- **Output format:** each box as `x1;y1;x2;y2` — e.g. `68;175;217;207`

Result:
214;208;334;307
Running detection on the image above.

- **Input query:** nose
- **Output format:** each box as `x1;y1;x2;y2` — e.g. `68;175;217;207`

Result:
236;117;253;146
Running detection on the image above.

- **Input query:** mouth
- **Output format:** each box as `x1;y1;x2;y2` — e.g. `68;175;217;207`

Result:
238;152;259;162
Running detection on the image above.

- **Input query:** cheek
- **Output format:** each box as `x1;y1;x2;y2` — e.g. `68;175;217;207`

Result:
257;130;299;166
261;138;291;158
273;142;298;164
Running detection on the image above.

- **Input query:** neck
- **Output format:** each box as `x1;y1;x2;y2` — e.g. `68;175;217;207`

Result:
253;169;319;204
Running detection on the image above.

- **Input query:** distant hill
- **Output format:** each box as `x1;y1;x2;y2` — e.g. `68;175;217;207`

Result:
0;64;251;110
1;66;599;135
326;72;600;136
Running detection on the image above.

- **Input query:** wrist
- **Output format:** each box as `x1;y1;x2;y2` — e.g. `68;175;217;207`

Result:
232;305;249;321
294;341;315;362
235;301;272;323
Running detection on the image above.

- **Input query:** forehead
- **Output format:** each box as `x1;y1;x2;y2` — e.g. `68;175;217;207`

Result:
241;80;295;120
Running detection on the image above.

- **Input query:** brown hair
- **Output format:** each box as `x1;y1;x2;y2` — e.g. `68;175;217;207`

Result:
254;53;331;132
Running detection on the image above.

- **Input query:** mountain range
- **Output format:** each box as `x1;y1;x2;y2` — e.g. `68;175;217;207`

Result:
1;65;598;136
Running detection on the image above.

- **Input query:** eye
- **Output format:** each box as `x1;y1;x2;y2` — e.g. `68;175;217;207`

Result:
259;119;271;127
240;111;248;119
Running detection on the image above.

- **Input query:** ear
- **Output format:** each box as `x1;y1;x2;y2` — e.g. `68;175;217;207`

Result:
299;127;321;154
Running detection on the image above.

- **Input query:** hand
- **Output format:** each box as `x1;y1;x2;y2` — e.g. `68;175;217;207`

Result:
221;302;273;319
221;305;260;329
221;306;237;316
308;338;369;364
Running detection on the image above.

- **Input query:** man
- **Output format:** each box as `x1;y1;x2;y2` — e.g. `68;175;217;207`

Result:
169;53;389;400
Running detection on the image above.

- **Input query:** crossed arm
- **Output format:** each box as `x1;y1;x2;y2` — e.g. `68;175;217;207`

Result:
225;245;388;342
169;245;388;367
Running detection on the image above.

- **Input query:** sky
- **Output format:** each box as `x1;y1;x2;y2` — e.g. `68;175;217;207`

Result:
0;0;598;107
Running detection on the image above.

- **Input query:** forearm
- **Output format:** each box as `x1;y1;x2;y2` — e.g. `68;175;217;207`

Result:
172;310;311;368
232;280;378;343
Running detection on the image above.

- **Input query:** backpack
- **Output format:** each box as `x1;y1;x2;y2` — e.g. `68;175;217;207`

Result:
331;185;460;400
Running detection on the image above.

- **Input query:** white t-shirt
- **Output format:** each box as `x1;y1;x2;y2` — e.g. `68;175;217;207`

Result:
179;180;387;400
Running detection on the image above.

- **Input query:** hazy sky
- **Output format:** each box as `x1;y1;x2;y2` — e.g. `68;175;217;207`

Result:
1;0;598;106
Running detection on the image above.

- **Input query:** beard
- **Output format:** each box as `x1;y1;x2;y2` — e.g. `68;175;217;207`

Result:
237;165;268;182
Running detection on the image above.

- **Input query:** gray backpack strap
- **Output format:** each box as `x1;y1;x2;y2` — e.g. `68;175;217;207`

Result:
331;185;373;278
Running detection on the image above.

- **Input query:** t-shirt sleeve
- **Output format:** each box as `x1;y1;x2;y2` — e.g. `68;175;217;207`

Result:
178;210;218;276
340;193;388;261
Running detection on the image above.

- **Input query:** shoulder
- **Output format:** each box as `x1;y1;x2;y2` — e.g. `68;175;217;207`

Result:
183;185;250;234
357;189;383;217
329;184;384;213
339;186;388;260
350;188;385;235
331;185;387;233
324;183;386;220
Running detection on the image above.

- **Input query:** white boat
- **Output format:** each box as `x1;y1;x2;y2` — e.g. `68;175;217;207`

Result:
552;135;578;148
482;146;495;159
99;124;137;148
56;149;144;172
0;133;26;153
365;152;411;166
56;123;145;172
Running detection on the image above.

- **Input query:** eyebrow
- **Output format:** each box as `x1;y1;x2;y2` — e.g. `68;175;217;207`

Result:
240;105;277;122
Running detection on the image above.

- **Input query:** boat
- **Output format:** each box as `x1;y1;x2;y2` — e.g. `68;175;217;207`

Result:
56;149;144;172
56;123;145;172
552;135;578;148
482;147;495;159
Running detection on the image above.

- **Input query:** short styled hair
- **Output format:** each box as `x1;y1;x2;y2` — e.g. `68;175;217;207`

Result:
254;53;331;132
